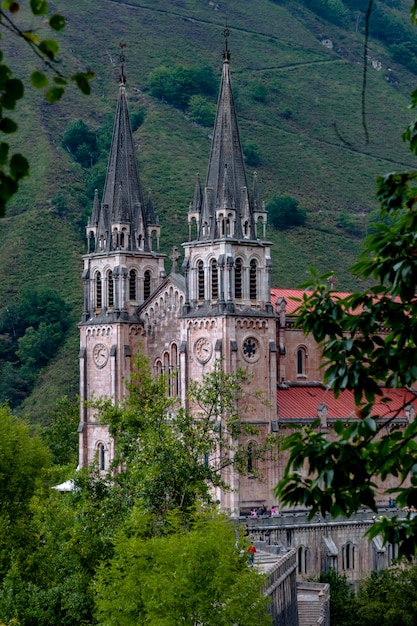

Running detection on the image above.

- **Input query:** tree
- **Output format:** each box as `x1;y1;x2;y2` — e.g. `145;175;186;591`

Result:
99;352;271;524
320;570;358;626
266;194;307;230
0;406;50;576
0;1;93;215
275;17;417;556
62;119;98;168
94;511;271;626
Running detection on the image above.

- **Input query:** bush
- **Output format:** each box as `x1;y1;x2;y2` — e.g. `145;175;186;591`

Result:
188;95;216;127
147;65;197;109
243;142;261;167
62;119;98;168
336;211;362;236
267;195;307;229
251;82;268;103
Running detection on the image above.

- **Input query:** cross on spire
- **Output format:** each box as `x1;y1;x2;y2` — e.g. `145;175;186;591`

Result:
119;42;127;85
223;23;230;62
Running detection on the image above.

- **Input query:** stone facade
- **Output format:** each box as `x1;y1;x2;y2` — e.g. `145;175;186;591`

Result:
78;39;417;581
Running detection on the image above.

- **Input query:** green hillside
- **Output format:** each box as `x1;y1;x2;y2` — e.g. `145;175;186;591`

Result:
1;0;417;419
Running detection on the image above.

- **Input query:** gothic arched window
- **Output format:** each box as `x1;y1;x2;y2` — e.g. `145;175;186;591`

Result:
235;258;242;299
129;270;137;301
342;543;355;570
98;443;105;471
108;271;114;308
247;441;257;475
96;272;102;309
211;259;218;300
297;347;307;376
197;260;205;301
249;259;257;300
298;546;308;574
144;270;151;301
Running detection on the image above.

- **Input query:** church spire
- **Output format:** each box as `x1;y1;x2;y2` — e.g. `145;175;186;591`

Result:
91;47;149;253
196;27;256;241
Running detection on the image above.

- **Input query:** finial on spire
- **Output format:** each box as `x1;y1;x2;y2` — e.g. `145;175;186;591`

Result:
223;22;231;63
119;42;127;85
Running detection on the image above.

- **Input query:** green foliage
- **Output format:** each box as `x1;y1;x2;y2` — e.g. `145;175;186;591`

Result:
41;395;79;466
147;65;198;109
320;569;358;626
131;107;146;132
98;352;272;523
267;195;307;230
0;406;50;577
188;94;216;127
62;119;98;168
336;211;363;236
147;63;217;111
0;288;69;407
0;2;93;215
355;566;417;626
94;512;271;626
243;141;261;167
298;0;349;26
275;70;417;558
251;81;268;103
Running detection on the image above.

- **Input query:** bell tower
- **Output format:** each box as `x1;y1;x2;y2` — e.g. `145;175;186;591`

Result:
181;30;278;514
78;59;165;469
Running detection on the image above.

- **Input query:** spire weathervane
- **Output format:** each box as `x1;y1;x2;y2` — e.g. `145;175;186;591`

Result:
223;23;230;62
119;42;127;85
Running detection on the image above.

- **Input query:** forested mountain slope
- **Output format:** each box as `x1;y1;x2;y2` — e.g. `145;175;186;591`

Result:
2;0;416;419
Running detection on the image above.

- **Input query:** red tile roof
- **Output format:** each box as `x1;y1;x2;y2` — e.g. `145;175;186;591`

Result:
277;386;416;419
271;288;351;316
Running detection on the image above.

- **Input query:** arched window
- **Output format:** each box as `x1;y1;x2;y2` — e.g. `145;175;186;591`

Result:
197;260;205;301
235;258;242;299
98;443;105;471
108;270;114;308
297;347;307;376
171;343;179;396
249;259;257;300
144;270;151;300
96;272;102;309
343;543;355;570
89;231;95;253
129;270;137;301
298;546;308;574
211;259;218;300
120;231;125;248
247;442;257;475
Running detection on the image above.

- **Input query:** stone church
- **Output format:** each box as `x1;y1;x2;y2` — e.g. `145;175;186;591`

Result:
78;36;416;532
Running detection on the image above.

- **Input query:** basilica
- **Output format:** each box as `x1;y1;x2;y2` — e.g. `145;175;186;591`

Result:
77;36;416;527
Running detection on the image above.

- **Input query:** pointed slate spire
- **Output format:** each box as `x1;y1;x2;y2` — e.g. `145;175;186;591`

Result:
192;173;202;213
252;172;260;213
197;28;256;241
94;76;148;251
146;189;157;225
91;188;100;225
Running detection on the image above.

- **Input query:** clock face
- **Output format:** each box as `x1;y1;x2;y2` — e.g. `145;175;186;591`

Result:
93;343;109;368
194;337;212;364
